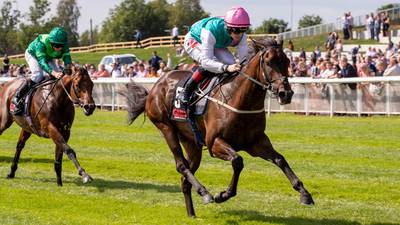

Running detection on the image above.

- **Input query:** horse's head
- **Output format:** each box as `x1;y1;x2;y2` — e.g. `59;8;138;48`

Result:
65;66;96;116
249;38;294;104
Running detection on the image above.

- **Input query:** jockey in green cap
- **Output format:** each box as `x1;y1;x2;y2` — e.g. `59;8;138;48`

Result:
12;27;72;114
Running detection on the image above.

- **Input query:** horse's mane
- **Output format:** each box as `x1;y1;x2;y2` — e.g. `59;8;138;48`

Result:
246;38;281;62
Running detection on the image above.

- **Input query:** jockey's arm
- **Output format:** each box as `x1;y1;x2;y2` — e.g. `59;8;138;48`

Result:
198;29;226;73
62;46;72;67
236;33;248;63
35;45;54;75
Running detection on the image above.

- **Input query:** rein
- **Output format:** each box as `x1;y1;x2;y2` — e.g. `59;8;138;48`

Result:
194;46;287;114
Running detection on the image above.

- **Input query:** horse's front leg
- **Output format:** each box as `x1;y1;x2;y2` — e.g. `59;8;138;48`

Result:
48;123;92;184
247;134;314;205
210;137;244;203
7;130;31;179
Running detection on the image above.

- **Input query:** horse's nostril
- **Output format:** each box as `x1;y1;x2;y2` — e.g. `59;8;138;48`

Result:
278;91;286;98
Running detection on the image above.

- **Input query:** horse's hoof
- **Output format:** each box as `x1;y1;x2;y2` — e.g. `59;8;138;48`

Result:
6;174;14;179
300;193;315;205
83;175;93;184
202;193;214;204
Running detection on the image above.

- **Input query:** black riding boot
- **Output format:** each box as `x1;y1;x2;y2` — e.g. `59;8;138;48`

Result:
11;79;33;114
179;77;199;106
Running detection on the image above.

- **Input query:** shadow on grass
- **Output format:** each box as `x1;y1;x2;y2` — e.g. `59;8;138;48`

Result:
72;177;181;193
221;210;400;225
0;156;53;164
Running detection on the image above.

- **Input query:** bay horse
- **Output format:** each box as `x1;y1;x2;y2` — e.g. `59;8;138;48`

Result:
124;39;314;217
0;66;96;186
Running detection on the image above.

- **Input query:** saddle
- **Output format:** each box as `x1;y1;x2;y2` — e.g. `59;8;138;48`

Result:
170;74;222;122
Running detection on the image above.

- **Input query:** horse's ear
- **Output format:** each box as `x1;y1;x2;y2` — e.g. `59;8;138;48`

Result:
250;38;263;53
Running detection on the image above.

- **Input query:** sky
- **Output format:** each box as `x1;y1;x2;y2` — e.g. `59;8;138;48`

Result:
12;0;397;33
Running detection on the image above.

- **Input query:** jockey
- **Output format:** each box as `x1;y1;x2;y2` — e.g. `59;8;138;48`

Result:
178;6;251;115
12;27;71;114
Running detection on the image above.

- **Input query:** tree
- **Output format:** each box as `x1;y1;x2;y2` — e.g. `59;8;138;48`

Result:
377;3;400;11
18;0;54;51
146;0;171;36
298;14;323;29
80;26;99;46
0;0;21;55
168;0;209;34
53;0;81;47
253;18;288;34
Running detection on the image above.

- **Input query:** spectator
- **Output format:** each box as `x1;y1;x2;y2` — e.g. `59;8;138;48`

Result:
134;29;142;48
374;14;381;42
325;32;337;51
375;60;386;76
148;51;163;71
335;39;343;58
338;57;357;78
299;47;306;60
88;64;96;76
347;12;354;39
2;54;10;75
294;60;307;77
287;39;294;51
166;53;173;69
126;65;137;78
342;13;350;40
135;63;148;78
157;61;170;76
382;12;390;37
351;45;360;66
383;56;400;76
319;61;337;78
146;66;160;78
111;63;122;78
91;63;110;79
367;13;375;40
171;25;179;47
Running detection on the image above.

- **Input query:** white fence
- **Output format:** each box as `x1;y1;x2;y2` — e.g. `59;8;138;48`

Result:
1;76;400;116
91;76;400;117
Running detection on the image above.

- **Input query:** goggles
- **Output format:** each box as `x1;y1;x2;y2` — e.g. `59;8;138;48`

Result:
51;43;64;48
227;27;248;34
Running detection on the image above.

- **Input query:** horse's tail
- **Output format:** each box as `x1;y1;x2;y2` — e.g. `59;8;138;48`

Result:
120;81;149;124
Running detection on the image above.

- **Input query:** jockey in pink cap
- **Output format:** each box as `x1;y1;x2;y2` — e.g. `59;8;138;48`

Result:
178;6;251;119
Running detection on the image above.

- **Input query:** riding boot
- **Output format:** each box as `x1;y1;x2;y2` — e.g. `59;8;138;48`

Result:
11;79;33;114
178;68;205;109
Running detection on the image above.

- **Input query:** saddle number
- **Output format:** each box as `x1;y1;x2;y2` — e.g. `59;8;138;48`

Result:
174;87;184;109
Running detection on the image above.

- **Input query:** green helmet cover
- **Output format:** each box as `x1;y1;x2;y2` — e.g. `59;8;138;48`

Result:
48;27;68;44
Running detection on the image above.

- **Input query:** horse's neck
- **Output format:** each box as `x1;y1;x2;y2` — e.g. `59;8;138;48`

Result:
222;56;266;110
52;76;73;105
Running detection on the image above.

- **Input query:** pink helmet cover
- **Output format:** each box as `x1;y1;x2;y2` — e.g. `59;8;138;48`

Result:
224;6;251;27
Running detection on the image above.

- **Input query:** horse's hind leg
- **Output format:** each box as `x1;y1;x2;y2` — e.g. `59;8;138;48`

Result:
210;137;244;203
156;122;213;206
7;130;31;179
247;135;314;205
48;123;92;185
180;140;203;217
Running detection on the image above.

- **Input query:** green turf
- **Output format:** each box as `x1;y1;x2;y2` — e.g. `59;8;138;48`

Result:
0;111;399;225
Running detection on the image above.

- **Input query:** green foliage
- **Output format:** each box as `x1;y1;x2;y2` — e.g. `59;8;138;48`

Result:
168;0;209;33
0;111;399;224
28;0;51;26
54;0;81;47
377;3;400;11
80;26;99;46
298;14;323;29
253;18;288;34
0;0;20;55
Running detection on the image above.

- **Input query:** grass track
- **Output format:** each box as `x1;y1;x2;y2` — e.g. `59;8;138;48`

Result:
0;111;399;225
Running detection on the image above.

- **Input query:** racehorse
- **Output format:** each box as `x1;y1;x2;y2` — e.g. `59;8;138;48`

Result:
0;66;96;186
124;39;314;217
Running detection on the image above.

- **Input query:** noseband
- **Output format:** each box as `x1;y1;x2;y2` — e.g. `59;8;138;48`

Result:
60;74;85;107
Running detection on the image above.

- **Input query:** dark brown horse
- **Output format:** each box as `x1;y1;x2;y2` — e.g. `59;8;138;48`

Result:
0;67;95;186
124;39;314;217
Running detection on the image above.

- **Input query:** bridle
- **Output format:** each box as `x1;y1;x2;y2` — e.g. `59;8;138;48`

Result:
239;46;289;95
60;73;85;107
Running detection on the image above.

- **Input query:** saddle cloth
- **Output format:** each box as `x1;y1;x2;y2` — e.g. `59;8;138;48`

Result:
170;74;221;122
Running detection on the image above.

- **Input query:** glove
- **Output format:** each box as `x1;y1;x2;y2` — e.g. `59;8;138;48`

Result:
225;63;241;72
